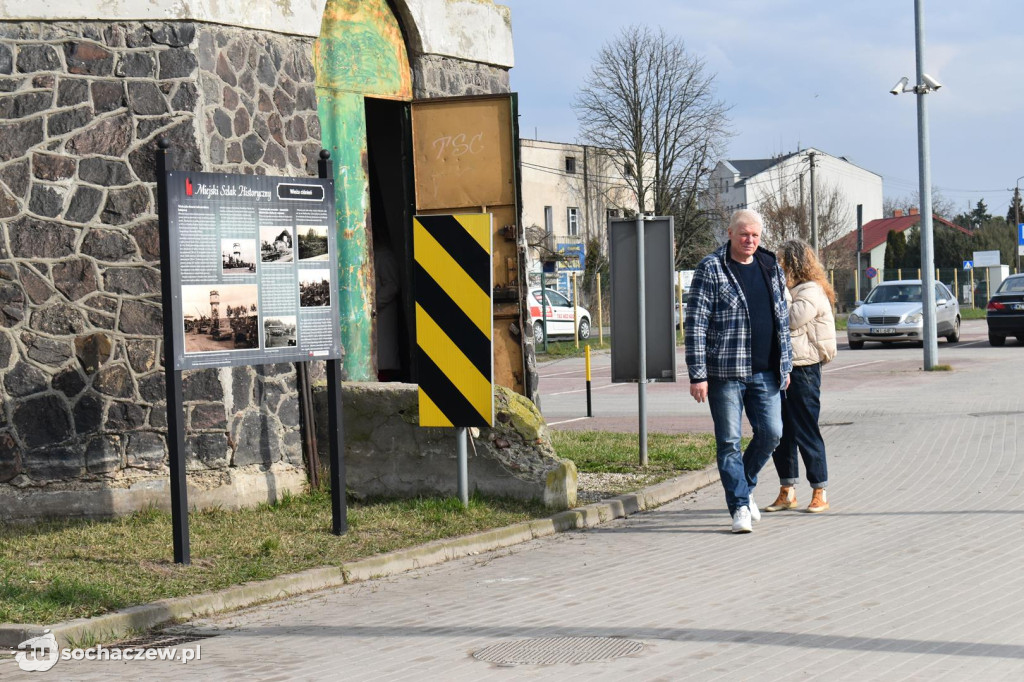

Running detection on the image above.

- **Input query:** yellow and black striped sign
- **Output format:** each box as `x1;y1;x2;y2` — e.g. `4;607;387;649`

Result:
414;214;493;427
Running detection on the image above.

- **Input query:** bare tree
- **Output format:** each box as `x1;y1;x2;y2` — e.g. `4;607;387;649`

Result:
755;162;850;268
883;188;957;221
574;25;730;268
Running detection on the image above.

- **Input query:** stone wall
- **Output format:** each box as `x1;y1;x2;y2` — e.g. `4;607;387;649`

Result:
317;383;576;509
411;54;510;98
0;20;322;519
0;18;518;521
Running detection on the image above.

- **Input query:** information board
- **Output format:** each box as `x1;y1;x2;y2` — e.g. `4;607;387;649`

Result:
164;171;342;370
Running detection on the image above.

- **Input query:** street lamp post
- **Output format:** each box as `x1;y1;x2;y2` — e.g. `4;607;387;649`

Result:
891;0;942;370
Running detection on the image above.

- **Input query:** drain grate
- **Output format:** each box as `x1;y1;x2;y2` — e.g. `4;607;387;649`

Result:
473;636;644;666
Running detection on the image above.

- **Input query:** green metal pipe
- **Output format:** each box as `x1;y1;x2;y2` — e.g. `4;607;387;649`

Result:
315;0;412;381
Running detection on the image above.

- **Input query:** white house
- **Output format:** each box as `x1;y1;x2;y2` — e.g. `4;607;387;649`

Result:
520;139;649;291
708;148;883;246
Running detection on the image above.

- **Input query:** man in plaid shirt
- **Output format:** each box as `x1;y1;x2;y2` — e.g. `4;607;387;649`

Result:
685;209;793;533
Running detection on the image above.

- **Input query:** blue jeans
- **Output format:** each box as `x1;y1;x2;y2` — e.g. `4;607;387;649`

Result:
708;371;784;515
771;363;828;488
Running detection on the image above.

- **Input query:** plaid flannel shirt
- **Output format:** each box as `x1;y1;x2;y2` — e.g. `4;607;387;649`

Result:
684;242;793;383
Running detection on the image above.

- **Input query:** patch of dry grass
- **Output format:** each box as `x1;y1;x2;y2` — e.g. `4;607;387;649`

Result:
0;493;547;625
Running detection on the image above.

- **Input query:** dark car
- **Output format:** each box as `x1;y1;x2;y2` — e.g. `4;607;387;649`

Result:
986;273;1024;346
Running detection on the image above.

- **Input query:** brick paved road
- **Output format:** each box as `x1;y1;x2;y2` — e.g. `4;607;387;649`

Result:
10;321;1024;680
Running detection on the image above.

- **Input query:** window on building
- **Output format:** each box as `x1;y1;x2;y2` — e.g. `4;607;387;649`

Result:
565;157;577;174
624;161;634;177
567;207;579;236
544;206;553;235
607;208;621;220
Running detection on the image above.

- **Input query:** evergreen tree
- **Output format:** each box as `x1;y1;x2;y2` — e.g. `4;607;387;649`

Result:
969;199;991;229
902;222;973;269
884;229;907;269
975;217;1015;266
1007;189;1024;227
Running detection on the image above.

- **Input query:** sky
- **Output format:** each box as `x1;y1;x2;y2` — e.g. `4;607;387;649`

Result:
501;0;1024;219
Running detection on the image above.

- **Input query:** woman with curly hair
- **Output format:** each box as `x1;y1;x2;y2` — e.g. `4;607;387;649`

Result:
765;239;837;513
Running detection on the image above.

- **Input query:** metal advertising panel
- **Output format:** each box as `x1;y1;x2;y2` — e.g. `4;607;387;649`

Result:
414;213;494;428
556;242;585;271
164;171;342;370
609;217;677;383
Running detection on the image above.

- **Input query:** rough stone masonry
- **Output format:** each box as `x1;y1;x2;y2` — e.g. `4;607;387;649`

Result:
0;20;330;518
0;18;567;519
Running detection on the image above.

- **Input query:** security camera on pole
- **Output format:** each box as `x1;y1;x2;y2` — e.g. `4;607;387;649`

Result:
890;0;943;370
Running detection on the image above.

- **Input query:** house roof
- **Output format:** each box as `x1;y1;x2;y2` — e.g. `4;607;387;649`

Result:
722;152;801;185
722;148;881;187
827;213;972;255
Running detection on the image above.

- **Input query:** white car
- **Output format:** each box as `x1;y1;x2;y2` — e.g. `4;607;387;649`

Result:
528;287;591;344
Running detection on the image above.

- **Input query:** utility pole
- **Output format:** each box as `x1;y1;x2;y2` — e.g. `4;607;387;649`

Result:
856;204;863;303
583;145;591;245
808;151;818;252
1015;182;1022;273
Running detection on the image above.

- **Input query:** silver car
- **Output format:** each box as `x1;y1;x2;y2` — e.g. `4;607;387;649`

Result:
846;279;961;349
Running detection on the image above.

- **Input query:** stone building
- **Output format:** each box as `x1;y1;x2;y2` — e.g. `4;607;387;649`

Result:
0;1;550;520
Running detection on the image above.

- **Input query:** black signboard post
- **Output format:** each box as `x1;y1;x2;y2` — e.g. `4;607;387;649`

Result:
156;140;190;564
156;140;347;564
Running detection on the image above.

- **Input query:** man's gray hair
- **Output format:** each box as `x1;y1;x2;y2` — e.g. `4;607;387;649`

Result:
728;208;764;231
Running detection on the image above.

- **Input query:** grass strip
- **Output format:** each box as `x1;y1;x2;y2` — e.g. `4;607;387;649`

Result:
552;430;717;475
0;492;547;625
1;430;718;625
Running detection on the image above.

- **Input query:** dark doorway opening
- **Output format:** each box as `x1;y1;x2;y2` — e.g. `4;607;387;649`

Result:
365;97;415;382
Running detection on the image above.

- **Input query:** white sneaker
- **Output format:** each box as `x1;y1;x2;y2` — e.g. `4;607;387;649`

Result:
749;494;761;522
732;506;753;533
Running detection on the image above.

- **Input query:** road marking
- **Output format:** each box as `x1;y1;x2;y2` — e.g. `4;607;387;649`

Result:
824;359;887;373
544;382;623;397
546;416;591;426
539;367;591;378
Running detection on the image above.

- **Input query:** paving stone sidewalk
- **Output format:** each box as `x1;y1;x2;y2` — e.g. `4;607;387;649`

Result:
4;338;1024;680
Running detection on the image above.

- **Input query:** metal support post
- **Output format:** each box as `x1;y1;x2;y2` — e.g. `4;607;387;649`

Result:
572;271;579;349
914;0;939;369
541;270;549;352
156;139;190;565
636;214;648;466
855;204;863;304
319;150;347;535
585;345;593;417
808;151;818;252
457;427;469;507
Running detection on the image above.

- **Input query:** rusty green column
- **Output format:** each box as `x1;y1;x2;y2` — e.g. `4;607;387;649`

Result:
315;0;411;381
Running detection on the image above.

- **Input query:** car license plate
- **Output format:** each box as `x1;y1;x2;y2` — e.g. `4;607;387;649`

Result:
871;327;897;335
1013;303;1024;311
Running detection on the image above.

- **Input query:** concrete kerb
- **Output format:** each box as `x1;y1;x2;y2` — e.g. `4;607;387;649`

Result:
0;465;720;649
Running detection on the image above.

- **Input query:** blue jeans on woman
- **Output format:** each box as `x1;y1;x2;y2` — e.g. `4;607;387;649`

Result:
708;371;784;515
771;363;828;488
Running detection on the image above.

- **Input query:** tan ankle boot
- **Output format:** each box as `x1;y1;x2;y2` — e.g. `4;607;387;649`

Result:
807;488;829;513
765;486;797;511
